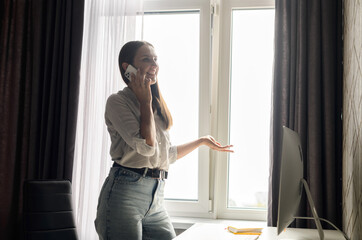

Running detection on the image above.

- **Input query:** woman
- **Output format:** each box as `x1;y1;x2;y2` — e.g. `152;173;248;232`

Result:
95;41;233;240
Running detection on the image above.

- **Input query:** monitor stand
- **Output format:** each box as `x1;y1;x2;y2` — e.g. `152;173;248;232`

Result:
294;179;324;240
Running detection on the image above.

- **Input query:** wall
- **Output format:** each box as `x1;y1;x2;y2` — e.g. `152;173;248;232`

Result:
342;0;362;239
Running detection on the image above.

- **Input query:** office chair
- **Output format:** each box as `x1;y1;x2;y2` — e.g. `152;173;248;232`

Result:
23;180;78;240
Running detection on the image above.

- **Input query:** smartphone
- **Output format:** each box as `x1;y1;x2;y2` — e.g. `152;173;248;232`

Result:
124;64;138;81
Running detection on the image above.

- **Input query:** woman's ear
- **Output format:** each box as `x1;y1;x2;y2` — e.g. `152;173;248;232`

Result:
121;63;129;71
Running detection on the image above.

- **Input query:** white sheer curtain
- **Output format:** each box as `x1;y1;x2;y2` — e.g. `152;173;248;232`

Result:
72;0;143;239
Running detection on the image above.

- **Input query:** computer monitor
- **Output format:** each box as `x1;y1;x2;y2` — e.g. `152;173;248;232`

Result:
277;126;324;240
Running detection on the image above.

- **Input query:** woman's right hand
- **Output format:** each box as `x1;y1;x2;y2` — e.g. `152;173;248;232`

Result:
128;66;156;146
128;67;152;105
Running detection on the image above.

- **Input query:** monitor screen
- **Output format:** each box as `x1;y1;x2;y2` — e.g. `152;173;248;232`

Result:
277;126;304;235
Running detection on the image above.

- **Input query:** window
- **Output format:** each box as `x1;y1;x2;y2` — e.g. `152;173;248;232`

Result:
216;0;275;220
141;0;275;220
228;8;274;210
142;0;274;220
143;0;212;217
143;11;200;201
75;0;275;221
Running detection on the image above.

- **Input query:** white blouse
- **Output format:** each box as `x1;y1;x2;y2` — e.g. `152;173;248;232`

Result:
105;87;177;171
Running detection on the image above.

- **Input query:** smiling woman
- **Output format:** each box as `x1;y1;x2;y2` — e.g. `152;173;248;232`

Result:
73;0;274;239
120;43;159;85
94;40;232;240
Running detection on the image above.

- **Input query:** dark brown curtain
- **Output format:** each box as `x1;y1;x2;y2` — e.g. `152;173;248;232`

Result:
268;0;343;229
0;0;84;239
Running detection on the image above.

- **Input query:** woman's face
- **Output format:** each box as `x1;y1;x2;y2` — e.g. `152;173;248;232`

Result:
133;44;159;84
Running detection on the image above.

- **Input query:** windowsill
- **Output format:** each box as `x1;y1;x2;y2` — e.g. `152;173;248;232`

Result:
171;216;267;231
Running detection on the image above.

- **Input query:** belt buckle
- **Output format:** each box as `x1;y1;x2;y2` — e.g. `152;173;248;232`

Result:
151;169;164;179
150;169;158;179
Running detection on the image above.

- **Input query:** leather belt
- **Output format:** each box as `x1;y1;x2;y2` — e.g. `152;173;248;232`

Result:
113;162;168;179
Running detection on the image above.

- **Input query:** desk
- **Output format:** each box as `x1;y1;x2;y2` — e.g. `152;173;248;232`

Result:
174;223;346;240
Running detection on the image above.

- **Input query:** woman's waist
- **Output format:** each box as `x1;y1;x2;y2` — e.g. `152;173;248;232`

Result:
112;152;169;170
112;161;168;179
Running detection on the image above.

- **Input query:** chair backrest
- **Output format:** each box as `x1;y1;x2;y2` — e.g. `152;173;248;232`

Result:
23;180;78;240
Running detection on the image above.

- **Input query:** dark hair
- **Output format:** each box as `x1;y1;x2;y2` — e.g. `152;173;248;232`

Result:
118;41;173;130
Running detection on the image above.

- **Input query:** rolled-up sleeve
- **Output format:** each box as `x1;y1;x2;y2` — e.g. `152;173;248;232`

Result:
106;94;156;157
133;138;156;156
168;145;178;164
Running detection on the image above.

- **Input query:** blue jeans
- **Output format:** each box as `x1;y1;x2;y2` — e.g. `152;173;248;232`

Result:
95;166;176;240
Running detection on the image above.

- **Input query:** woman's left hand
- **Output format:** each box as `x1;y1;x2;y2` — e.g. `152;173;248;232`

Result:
201;135;234;152
176;135;233;160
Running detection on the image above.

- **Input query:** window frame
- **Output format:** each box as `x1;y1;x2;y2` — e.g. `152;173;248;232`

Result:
143;0;275;220
214;0;275;221
143;0;213;218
